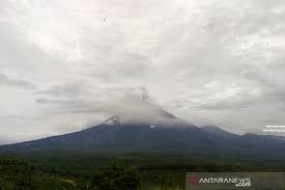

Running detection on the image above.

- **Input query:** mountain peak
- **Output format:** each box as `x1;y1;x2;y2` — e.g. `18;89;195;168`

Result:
103;116;122;125
100;100;195;127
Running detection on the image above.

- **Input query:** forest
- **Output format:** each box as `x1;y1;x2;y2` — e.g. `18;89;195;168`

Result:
1;152;285;190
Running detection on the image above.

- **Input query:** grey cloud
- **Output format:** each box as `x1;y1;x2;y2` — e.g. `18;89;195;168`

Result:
0;115;26;120
35;87;181;126
37;82;94;98
0;72;36;89
1;0;285;142
36;98;69;104
194;101;254;110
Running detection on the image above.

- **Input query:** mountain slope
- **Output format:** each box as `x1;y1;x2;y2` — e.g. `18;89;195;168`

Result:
201;125;238;138
1;121;285;159
1;108;285;160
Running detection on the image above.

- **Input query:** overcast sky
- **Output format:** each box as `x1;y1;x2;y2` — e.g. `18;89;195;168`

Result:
0;0;285;144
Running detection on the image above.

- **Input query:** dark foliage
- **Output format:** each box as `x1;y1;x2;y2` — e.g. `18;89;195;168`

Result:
92;161;141;190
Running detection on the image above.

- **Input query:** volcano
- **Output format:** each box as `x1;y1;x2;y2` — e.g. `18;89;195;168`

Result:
1;104;285;160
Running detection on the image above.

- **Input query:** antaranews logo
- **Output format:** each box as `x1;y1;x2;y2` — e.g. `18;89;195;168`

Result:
187;175;251;187
186;172;285;190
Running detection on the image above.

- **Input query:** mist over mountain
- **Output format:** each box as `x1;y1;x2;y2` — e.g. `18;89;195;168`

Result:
1;0;285;146
1;103;285;161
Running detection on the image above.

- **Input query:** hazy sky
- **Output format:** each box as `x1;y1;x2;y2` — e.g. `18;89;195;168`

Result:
1;0;285;143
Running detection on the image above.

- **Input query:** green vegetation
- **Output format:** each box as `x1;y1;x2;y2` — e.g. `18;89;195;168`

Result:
1;152;285;190
0;158;33;190
0;157;79;190
92;161;140;190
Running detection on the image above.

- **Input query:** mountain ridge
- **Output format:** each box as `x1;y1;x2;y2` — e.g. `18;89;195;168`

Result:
1;107;285;160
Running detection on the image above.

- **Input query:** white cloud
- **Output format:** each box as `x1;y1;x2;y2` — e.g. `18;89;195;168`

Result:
0;0;285;143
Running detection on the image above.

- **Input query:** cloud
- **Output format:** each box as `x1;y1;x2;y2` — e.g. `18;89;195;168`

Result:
36;88;183;126
0;0;285;143
0;72;36;89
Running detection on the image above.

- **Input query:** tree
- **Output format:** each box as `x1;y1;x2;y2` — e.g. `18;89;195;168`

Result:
92;161;141;190
0;158;34;190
